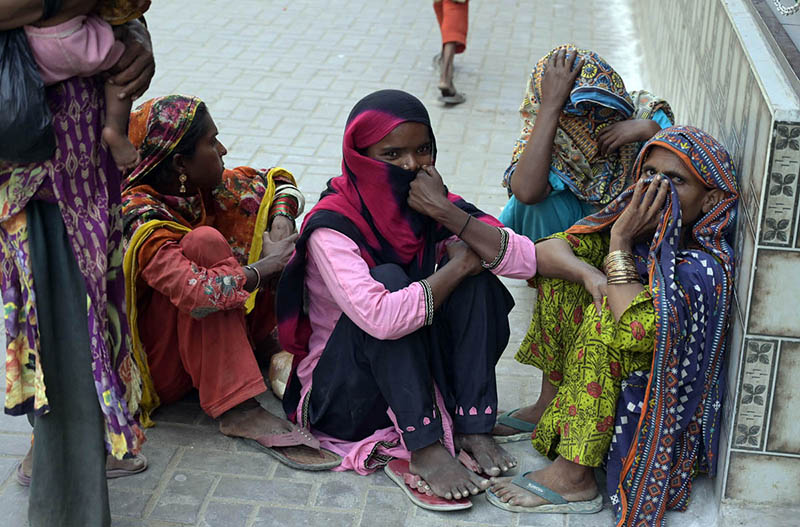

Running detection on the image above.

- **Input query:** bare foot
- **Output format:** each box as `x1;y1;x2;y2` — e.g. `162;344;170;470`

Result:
492;404;543;437
409;442;489;500
102;126;141;174
456;433;517;476
218;399;295;439
489;457;597;507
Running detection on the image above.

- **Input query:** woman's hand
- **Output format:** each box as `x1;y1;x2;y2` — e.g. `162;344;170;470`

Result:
446;241;482;276
408;165;451;221
540;49;585;112
610;175;669;249
108;20;155;101
581;266;608;313
268;215;295;242
258;232;298;275
597;119;662;156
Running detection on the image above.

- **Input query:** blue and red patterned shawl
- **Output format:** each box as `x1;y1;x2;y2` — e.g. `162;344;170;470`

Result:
569;126;739;527
276;90;501;417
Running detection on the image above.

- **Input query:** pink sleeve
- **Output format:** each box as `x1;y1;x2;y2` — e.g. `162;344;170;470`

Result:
307;229;427;340
492;227;537;279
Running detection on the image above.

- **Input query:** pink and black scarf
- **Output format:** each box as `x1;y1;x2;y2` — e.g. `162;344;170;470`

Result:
276;90;501;413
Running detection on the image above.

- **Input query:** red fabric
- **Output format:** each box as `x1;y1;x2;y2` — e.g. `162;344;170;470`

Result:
434;0;468;54
138;227;269;418
139;227;250;316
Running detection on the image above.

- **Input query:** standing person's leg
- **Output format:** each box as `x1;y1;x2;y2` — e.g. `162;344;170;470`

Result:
27;200;109;527
431;270;517;476
307;264;489;499
434;0;468;103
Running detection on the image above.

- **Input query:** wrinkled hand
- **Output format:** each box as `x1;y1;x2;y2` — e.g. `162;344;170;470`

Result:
269;215;295;242
582;266;608;313
408;165;450;219
540;48;585;111
108;20;155;101
446;241;482;276
597;119;661;156
610;175;669;244
258;232;298;275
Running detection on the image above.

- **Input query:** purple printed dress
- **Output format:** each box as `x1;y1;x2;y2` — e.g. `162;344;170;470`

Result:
0;76;144;458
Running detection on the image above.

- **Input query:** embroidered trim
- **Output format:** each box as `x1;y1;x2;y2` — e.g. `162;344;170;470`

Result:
364;440;400;470
419;279;434;326
481;227;509;270
300;389;311;429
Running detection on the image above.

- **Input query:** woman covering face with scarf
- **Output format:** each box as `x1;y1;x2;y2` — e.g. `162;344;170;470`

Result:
277;90;537;510
487;126;738;525
499;45;674;243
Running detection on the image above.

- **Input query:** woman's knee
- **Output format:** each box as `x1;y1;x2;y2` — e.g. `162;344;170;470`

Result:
180;226;234;267
369;264;411;293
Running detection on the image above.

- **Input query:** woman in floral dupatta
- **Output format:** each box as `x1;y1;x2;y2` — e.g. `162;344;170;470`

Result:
121;95;339;470
487;126;738;524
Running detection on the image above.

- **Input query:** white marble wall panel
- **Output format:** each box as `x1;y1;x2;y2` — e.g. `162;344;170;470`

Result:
633;0;800;507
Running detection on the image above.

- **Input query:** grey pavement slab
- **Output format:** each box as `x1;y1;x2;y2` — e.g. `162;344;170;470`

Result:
0;0;736;525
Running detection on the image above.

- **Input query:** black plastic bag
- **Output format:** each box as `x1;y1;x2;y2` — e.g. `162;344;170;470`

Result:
0;28;55;164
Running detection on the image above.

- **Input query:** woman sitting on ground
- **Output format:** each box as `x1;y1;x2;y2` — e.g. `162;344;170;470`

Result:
121;95;339;470
487;126;738;524
276;90;537;509
498;45;673;244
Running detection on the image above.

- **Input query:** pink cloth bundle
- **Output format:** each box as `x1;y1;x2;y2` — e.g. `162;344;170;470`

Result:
24;15;124;85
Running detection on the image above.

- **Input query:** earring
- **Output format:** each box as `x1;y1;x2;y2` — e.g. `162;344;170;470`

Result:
178;173;187;194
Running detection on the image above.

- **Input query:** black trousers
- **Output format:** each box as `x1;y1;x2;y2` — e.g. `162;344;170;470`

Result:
27;200;110;527
307;263;514;451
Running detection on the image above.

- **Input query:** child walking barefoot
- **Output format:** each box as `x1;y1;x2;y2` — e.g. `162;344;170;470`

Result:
24;0;151;173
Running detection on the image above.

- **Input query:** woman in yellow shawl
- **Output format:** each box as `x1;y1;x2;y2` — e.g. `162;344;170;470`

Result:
122;95;339;469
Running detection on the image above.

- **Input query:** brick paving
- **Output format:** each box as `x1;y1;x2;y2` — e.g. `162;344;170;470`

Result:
0;1;730;525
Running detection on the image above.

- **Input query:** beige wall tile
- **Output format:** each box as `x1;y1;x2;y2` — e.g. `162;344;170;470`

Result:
726;452;800;502
748;250;800;337
766;341;800;454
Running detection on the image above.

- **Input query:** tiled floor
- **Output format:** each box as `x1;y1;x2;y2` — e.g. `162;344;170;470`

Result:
1;0;797;525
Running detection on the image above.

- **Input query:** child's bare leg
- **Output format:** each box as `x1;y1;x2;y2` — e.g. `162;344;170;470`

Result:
102;82;140;173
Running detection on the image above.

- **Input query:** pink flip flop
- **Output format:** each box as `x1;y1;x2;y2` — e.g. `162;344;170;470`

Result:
243;426;342;471
384;459;472;511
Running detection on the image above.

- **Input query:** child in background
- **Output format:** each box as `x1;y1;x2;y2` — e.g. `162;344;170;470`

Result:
24;0;151;173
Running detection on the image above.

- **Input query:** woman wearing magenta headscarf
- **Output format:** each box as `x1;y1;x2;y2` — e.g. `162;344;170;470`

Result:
277;90;537;510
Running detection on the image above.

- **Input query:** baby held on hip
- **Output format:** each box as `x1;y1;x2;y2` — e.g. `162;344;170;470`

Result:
24;1;151;173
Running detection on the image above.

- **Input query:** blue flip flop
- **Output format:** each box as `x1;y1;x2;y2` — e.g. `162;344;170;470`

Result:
486;471;603;514
493;408;536;444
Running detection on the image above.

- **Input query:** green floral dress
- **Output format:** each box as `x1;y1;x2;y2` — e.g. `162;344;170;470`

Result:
516;231;655;467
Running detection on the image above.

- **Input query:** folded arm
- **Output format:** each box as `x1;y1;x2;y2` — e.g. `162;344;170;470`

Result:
307;228;480;340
